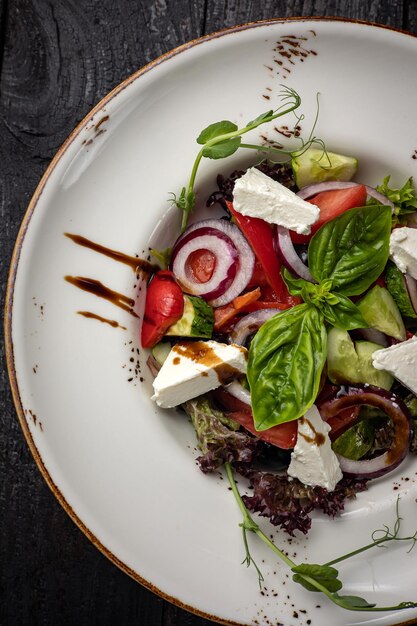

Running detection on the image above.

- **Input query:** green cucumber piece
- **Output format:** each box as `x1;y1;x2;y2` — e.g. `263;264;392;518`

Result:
356;285;406;341
327;327;393;390
151;342;172;366
165;295;214;338
327;327;357;384
354;340;393;390
291;148;358;189
385;262;417;319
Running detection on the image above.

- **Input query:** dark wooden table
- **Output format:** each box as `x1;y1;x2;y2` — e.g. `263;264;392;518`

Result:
0;2;414;625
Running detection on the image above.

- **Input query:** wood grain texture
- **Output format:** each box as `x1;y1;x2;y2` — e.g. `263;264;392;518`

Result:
0;1;411;625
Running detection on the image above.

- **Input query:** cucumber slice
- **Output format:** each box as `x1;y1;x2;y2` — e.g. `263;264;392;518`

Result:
327;327;393;390
354;341;393;390
165;295;214;338
385;262;417;319
327;327;357;384
356;285;406;341
151;342;172;366
291;148;358;189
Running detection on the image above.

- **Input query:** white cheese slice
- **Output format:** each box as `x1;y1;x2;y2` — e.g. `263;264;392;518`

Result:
152;340;247;408
372;335;417;394
232;167;319;234
389;227;417;279
287;405;342;491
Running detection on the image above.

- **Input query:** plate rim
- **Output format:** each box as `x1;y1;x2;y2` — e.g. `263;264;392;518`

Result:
5;16;417;626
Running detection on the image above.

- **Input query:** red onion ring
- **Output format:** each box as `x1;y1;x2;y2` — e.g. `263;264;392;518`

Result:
146;354;161;378
225;380;252;406
319;384;412;479
275;225;316;282
297;181;395;210
405;273;417;315
171;219;254;307
230;308;282;346
171;226;238;301
356;328;390;347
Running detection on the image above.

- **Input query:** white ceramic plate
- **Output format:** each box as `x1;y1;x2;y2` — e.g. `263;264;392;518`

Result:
6;18;417;626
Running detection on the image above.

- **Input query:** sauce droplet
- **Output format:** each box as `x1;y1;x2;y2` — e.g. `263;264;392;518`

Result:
64;233;157;274
77;311;127;329
65;276;138;317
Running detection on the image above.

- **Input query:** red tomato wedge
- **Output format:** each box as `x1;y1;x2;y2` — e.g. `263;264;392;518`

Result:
291;185;368;244
326;406;361;441
246;259;271;289
226;201;291;303
141;270;184;348
213;388;297;449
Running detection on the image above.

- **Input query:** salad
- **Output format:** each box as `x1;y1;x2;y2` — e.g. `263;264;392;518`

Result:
140;89;417;613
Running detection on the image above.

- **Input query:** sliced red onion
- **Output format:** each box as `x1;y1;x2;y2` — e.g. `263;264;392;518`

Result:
297;181;395;211
171;219;254;307
356;328;389;347
146;354;161;378
230;309;282;346
405;273;417;314
275;225;316;282
225;380;252;406
319;384;412;479
171;226;238;300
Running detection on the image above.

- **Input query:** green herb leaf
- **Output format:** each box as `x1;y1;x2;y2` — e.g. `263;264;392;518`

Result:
282;269;333;307
282;269;365;329
202;137;241;159
308;205;392;296
246;110;274;127
331;593;376;609
196;120;238;145
292;564;343;593
332;419;375;459
248;303;327;430
375;176;417;225
281;268;309;296
149;247;172;269
320;294;368;330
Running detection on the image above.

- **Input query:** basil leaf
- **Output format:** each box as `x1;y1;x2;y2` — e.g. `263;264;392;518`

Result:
320;294;368;330
281;268;309;296
196;120;238;144
292;564;343;593
248;304;326;430
308;205;392;296
202;137;241;159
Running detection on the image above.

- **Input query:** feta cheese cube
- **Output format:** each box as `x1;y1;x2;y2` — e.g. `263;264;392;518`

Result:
389;227;417;279
288;405;342;491
152;340;247;408
372;335;417;395
232;167;319;234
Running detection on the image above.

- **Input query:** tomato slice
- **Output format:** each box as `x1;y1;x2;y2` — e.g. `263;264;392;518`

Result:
326;406;361;441
213;388;297;449
226;201;291;303
246;259;270;289
141;270;184;348
186;249;216;283
291;185;368;244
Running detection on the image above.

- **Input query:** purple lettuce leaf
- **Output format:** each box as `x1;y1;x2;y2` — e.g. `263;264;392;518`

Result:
183;396;261;473
236;466;369;536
